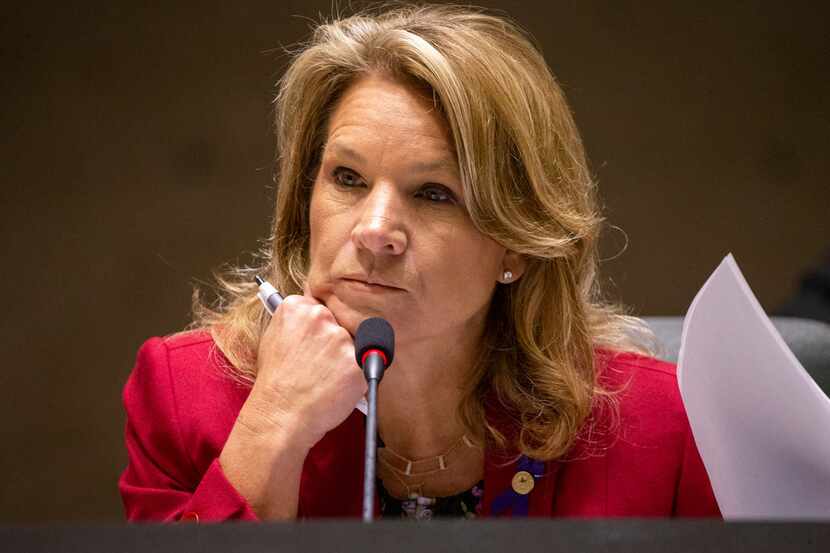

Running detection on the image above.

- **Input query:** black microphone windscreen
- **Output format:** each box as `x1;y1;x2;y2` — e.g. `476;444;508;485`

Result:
354;317;395;367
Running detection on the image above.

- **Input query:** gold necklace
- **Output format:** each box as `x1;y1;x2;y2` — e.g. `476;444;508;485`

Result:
380;434;478;476
377;434;480;498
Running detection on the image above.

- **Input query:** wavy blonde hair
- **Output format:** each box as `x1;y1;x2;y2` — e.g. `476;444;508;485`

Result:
192;2;654;461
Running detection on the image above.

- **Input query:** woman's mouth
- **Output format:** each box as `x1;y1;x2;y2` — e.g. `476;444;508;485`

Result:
339;277;406;293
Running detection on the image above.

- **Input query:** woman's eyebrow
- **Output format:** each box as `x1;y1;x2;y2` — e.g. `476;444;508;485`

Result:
326;142;367;165
326;141;459;176
411;157;459;176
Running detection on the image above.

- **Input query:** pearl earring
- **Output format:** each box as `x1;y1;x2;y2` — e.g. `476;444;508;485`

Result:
503;270;513;282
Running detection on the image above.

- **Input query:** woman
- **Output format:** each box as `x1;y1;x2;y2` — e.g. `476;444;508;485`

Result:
120;4;719;521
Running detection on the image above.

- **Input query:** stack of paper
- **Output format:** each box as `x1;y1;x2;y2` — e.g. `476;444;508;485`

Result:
678;254;830;518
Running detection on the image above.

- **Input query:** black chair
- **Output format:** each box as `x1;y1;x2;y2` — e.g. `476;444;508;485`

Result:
643;317;830;395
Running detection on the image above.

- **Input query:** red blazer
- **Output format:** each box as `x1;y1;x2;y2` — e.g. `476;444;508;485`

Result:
119;331;720;521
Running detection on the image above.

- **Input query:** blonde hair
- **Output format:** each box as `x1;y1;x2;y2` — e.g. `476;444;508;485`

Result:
193;3;654;460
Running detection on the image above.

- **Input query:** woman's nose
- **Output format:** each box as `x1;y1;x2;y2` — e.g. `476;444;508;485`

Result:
351;185;408;256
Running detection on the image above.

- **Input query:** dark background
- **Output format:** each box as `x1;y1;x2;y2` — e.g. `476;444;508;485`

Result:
1;1;827;522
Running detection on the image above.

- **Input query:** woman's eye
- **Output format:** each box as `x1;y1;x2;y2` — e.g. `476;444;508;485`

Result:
332;167;364;188
417;185;456;204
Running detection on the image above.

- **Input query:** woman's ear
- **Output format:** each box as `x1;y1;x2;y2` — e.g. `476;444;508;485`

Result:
498;250;527;284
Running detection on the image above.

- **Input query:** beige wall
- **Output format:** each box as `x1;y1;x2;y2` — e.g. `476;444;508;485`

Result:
1;1;827;521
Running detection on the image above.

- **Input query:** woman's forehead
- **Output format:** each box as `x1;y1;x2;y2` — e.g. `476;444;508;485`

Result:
325;75;455;149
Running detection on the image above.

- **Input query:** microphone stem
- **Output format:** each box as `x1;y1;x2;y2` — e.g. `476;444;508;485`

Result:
363;376;379;522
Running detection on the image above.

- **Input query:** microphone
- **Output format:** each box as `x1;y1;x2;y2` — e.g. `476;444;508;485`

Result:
355;317;395;381
354;317;395;522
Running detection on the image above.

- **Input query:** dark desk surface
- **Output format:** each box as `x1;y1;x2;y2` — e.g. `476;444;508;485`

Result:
3;520;828;553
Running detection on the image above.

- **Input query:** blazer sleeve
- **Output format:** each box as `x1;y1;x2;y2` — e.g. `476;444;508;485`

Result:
673;423;722;517
118;337;259;522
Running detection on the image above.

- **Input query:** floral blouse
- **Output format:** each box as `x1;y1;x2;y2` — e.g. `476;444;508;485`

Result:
377;479;484;520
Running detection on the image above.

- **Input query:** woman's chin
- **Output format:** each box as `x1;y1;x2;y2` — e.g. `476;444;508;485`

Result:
324;296;393;337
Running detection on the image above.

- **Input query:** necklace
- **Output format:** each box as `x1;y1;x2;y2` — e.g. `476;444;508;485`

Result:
378;434;480;498
381;434;478;476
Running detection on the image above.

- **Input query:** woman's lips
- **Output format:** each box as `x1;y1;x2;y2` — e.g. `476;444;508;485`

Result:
339;277;405;292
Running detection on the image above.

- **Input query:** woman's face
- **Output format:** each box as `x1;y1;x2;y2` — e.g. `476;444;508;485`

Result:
306;74;516;347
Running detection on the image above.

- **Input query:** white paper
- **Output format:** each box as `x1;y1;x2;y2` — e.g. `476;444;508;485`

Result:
677;254;830;519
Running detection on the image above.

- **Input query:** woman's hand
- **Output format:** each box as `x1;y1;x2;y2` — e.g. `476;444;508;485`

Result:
246;293;366;446
219;293;366;519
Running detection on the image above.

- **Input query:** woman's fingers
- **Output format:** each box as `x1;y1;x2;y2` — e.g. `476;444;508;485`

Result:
250;293;365;447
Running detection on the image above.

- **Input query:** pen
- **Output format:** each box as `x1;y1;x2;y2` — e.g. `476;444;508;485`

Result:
255;276;283;315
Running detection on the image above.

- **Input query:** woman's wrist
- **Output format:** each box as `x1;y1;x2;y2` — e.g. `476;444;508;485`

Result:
234;391;319;454
219;399;314;520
